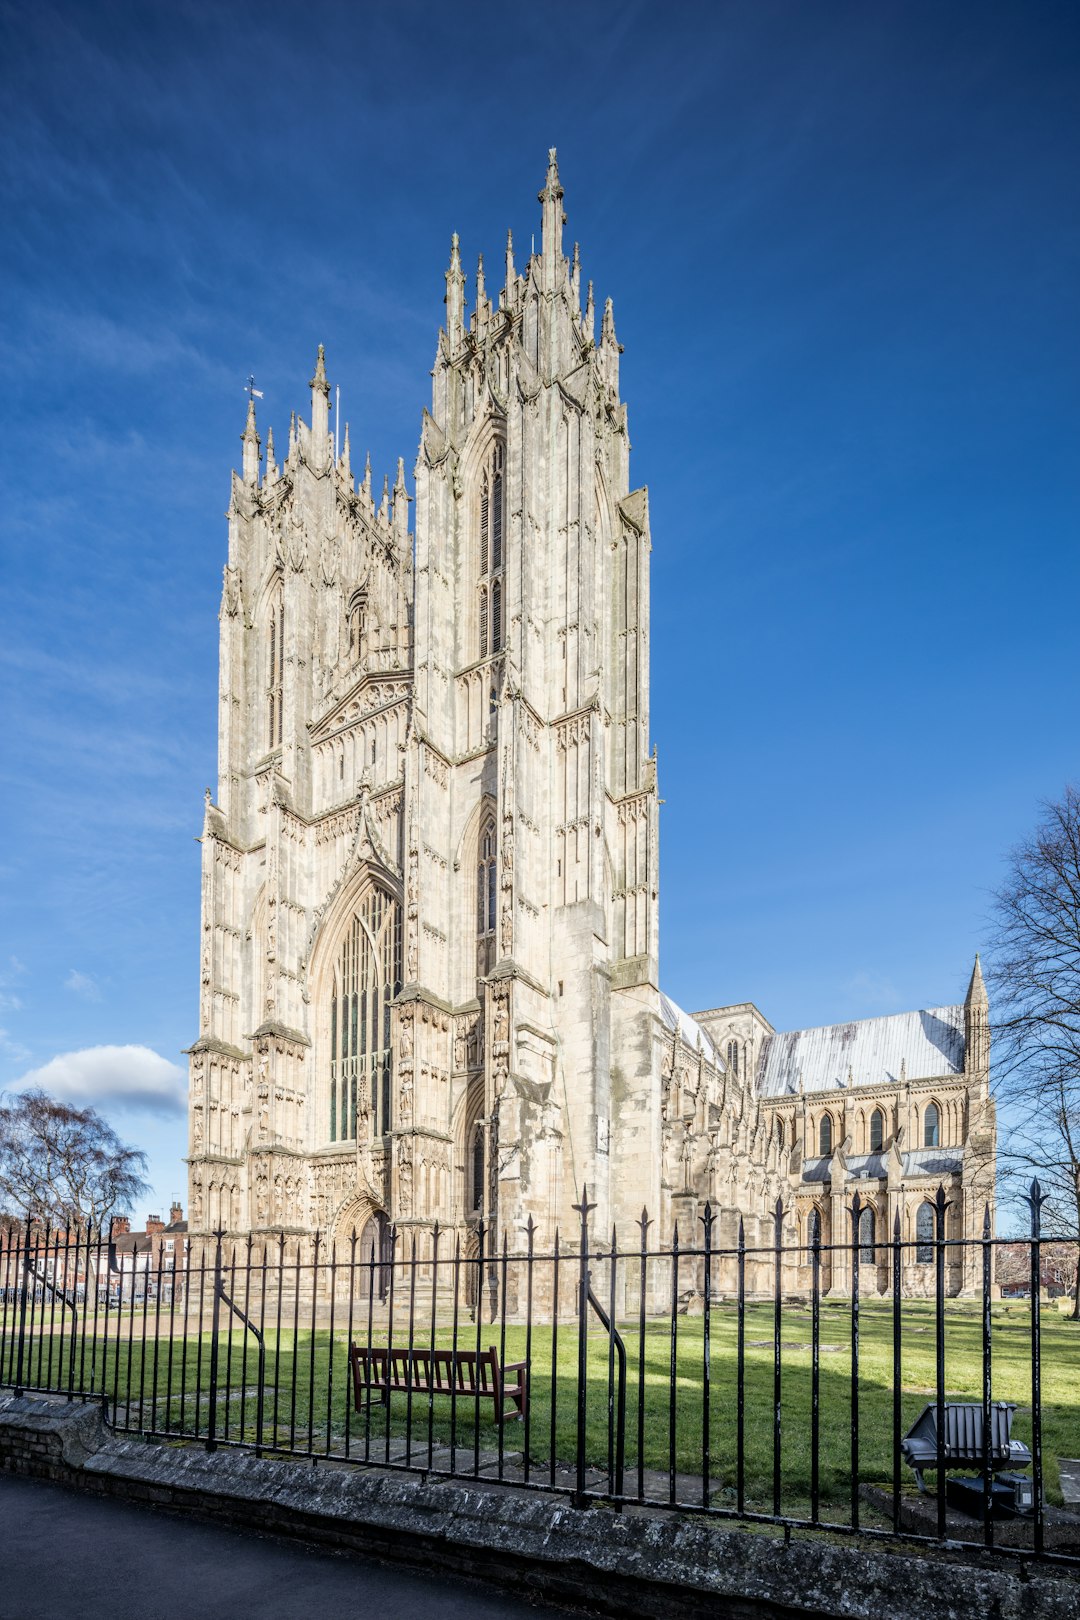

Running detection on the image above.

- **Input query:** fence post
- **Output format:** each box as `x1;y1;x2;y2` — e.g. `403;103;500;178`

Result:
736;1214;745;1515
811;1209;822;1524
981;1202;994;1548
933;1182;949;1539
700;1201;713;1510
13;1211;32;1399
890;1207;901;1533
850;1190;861;1532
772;1196;784;1518
206;1228;224;1454
1026;1178;1047;1554
636;1206;650;1502
573;1185;595;1506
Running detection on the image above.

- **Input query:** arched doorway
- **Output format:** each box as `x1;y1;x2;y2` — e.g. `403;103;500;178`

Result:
358;1209;393;1302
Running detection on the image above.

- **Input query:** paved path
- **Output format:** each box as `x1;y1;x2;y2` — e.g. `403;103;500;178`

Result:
0;1473;578;1619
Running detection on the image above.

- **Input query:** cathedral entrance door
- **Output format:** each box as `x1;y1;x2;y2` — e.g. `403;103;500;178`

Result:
358;1210;392;1302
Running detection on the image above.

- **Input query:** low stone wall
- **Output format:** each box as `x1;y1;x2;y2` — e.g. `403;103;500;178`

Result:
1;1391;1077;1620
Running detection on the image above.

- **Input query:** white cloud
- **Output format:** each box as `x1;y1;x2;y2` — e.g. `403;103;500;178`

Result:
64;968;101;1001
0;993;23;1013
14;1045;186;1116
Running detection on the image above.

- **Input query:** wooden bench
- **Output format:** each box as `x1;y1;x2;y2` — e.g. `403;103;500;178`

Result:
348;1344;528;1425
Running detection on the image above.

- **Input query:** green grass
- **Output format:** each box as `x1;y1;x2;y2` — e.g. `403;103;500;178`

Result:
6;1299;1077;1514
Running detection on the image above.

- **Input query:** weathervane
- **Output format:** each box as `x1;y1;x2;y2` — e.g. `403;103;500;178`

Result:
245;374;264;402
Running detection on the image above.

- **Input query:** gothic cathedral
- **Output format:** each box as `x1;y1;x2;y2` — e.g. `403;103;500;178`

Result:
188;154;995;1293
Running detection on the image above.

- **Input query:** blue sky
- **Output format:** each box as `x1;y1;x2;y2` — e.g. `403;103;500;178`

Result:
1;0;1077;1219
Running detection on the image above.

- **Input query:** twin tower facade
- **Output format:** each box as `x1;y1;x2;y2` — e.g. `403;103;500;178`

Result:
188;154;995;1289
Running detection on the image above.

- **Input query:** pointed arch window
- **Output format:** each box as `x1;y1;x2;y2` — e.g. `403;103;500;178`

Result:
915;1201;935;1264
348;591;367;660
477;444;505;658
923;1101;940;1148
869;1108;885;1153
328;886;402;1144
807;1206;821;1261
267;588;284;748
818;1113;833;1156
858;1205;876;1264
491;579;502;653
471;1121;485;1214
726;1040;739;1077
477;815;497;938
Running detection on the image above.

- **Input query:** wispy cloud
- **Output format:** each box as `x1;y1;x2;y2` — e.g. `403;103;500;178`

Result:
14;1045;186;1117
843;972;902;1015
64;968;101;1002
0;1029;32;1066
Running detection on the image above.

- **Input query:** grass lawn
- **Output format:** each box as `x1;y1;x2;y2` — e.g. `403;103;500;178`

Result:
8;1298;1077;1514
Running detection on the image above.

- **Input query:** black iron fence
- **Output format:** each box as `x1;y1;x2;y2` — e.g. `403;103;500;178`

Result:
1;1182;1076;1568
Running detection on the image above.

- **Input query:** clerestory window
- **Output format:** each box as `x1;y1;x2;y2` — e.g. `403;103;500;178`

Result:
869;1108;884;1153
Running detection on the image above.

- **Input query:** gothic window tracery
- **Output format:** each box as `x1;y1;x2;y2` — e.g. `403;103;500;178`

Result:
267;587;284;748
477;444;505;658
726;1040;739;1077
471;1122;485;1214
915;1200;935;1263
328;886;402;1144
858;1205;876;1264
477;815;497;938
348;590;367;660
923;1101;940;1148
818;1113;833;1156
807;1206;821;1259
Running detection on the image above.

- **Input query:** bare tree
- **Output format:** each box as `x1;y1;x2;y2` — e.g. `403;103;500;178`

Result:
987;785;1080;1318
0;1088;149;1231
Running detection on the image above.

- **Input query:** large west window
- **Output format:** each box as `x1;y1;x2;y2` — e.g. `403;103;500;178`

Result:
329;887;402;1143
477;445;505;658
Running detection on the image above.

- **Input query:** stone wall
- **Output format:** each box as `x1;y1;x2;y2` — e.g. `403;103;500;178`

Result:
1;1392;1076;1620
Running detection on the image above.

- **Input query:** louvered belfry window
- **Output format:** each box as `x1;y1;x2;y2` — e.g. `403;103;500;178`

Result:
329;887;402;1143
268;590;284;748
477;444;505;657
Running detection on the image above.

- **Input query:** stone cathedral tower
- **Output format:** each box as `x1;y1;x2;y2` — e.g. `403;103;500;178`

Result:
189;152;993;1292
188;153;664;1256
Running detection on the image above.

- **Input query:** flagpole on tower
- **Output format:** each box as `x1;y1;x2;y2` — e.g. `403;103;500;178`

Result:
335;385;340;462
